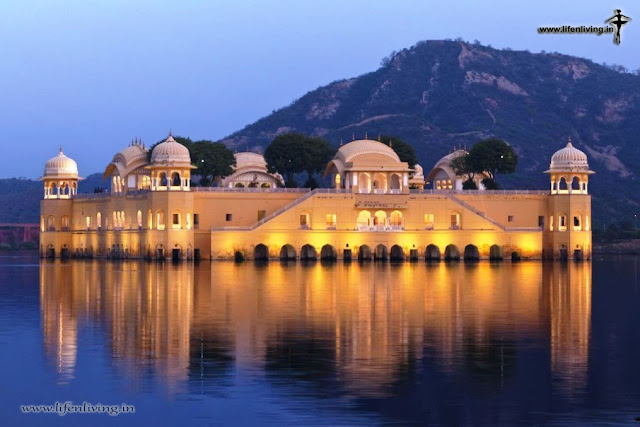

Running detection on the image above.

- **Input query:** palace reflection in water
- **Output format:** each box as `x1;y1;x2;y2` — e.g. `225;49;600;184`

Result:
40;260;591;403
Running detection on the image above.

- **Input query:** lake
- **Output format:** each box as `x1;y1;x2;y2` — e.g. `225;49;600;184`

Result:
1;254;639;425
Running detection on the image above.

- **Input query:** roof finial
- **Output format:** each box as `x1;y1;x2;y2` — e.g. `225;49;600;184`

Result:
59;145;63;153
339;139;343;146
169;129;173;138
377;134;381;141
389;140;393;148
352;133;355;141
365;132;368;139
567;135;572;146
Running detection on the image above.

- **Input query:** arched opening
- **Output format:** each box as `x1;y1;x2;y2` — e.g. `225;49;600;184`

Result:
425;244;441;261
186;212;192;229
574;244;584;261
372;173;387;193
334;174;341;189
444;244;460;261
558;177;568;192
464;244;480;261
358;244;372;261
357;210;371;229
171;172;181;187
137;210;142;229
558;213;567;231
147;210;152;229
60;216;69;231
374;244;388;261
49;182;57;198
248;182;258;188
300;244;317;261
235;182;245;188
389;210;403;228
389;174;401;191
47;215;56;232
489;244;503;261
280;244;296;260
571;176;581;192
60;182;69;196
558;244;568;261
390;244;404;261
261;183;271;188
159;172;168;186
373;211;387;229
320;244;337;261
97;212;102;230
358;173;371;193
573;215;582;231
254;244;269;261
141;175;151;189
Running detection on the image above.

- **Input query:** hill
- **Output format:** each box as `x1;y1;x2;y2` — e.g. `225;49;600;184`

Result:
222;40;640;226
0;174;108;223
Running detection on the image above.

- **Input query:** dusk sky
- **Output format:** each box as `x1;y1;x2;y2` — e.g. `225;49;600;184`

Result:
1;0;637;178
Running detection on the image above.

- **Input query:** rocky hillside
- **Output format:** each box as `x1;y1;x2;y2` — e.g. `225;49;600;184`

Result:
223;40;640;225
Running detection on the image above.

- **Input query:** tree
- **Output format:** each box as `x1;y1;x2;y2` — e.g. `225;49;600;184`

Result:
264;133;307;187
380;135;419;168
191;140;235;186
303;137;334;188
467;138;517;188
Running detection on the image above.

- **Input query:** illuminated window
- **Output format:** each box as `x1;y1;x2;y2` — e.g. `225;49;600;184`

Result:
325;214;336;229
299;212;310;229
585;215;590;231
157;211;165;230
424;213;434;229
549;215;554;231
137;210;142;229
97;212;102;230
61;216;69;231
186;213;191;230
450;213;460;229
86;216;91;230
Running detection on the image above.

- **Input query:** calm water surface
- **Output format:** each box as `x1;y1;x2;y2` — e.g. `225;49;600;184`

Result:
1;254;639;426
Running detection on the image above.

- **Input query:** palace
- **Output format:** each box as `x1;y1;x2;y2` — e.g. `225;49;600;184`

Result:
40;134;593;261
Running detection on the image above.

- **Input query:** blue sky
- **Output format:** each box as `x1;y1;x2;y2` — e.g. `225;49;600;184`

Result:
0;0;637;178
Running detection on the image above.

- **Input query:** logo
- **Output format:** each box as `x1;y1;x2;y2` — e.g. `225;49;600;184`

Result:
537;9;631;45
605;9;631;45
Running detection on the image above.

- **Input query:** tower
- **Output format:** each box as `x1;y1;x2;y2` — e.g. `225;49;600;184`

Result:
545;138;594;260
40;148;81;258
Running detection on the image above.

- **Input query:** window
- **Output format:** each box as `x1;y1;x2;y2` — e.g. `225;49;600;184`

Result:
193;214;200;229
573;216;581;231
325;214;336;229
585;215;590;231
258;210;266;221
508;215;514;223
86;216;91;230
186;213;191;230
549;215;554;231
424;213;434;230
538;216;545;228
558;215;567;231
173;213;180;229
450;213;460;229
157;211;165;230
226;213;232;222
299;213;310;229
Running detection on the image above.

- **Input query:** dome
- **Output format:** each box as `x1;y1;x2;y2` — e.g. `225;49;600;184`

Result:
150;134;191;166
43;148;79;178
118;144;147;166
425;149;467;181
234;152;268;172
548;139;590;172
335;139;401;164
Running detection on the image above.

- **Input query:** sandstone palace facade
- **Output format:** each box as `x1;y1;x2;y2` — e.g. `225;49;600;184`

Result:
40;135;593;261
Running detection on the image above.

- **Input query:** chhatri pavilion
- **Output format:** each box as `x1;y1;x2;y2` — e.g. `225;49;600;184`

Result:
40;135;593;261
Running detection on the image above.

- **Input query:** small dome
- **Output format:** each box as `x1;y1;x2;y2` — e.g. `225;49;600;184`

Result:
549;139;590;172
335;139;400;164
43;148;79;178
150;134;191;166
118;144;147;166
234;152;268;172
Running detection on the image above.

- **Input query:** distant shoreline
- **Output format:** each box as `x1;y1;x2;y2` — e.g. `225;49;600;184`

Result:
594;239;640;255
